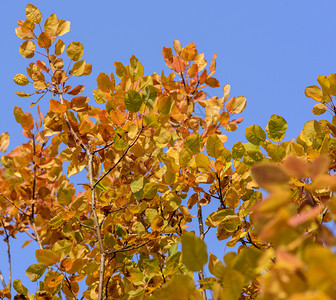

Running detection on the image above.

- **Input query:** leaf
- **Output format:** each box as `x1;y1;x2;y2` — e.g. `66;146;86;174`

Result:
55;39;65;55
142;85;157;108
266;114;287;142
25;264;46;282
110;110;125;125
179;148;193;168
245;125;266;146
0;132;10;152
52;240;72;259
125;90;142;112
68;85;85;95
206;135;225;158
205;77;220;88
153;127;171;147
37;32;52;48
14;74;29;86
71;60;86;76
182;231;208;272
26;4;42;24
184;134;201;155
13;279;28;296
57;186;72;206
252;163;289;188
303;120;322;140
312;103;327;115
57;20;70;36
226;96;246;113
36;249;59;266
305;85;324;102
44;13;58;37
20;113;34;131
19;40;35;58
49;99;67;113
225;187;240;209
66;41;84;61
93;88;107;104
195;153;210;172
97;72;111;92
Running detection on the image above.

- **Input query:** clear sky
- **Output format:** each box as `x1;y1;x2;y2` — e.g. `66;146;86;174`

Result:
1;0;336;295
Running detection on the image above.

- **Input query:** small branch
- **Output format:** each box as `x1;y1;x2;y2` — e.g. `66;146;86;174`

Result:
3;196;30;218
73;217;95;231
0;269;6;289
94;125;144;188
106;240;149;255
92;141;114;154
1;220;11;294
197;202;207;300
215;172;225;208
86;149;106;300
247;232;261;250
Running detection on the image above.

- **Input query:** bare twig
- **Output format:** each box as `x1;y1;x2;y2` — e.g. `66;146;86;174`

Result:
106;240;149;255
92;141;114;154
197;201;207;300
94;125;145;188
0;269;6;289
86;149;106;300
1;220;11;294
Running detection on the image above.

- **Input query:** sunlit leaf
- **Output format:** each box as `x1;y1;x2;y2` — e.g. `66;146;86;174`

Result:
36;249;59;266
0;132;10;153
182;231;208;272
25;264;46;282
125;90;142;112
55;39;65;55
26;4;42;24
266;114;287;142
245;125;266;146
13;279;28;296
66;41;84;61
19;40;35;58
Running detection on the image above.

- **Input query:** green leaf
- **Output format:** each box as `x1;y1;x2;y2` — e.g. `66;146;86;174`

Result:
206;135;224;158
57;186;72;206
232;142;246;160
49;212;65;229
245;125;266;146
104;232;117;250
184;134;201;155
266;114;287;142
182;231;208;272
14;74;29;86
115;224;128;239
25;264;46;282
142;85;157;108
13;279;28;296
36;249;59;266
125;90;142;112
66;41;84;61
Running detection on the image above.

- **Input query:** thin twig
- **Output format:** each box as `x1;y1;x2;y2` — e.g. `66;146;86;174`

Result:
94;125;145;188
3;196;30;217
106;240;149;255
92;141;114;154
73;217;95;231
197;202;207;300
1;220;11;294
0;269;6;289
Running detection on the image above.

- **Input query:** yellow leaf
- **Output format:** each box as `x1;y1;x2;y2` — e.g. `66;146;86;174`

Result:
0;132;10;152
19;40;35;58
55;39;65;55
26;4;42;24
37;32;52;48
14;74;29;86
66;41;84;61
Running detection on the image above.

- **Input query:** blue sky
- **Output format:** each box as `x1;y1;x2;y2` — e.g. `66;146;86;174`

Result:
1;0;336;295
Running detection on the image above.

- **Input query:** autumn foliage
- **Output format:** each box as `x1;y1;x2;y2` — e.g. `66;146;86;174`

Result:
1;4;336;300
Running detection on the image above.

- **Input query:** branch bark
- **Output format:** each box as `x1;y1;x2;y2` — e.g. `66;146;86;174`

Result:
197;202;207;300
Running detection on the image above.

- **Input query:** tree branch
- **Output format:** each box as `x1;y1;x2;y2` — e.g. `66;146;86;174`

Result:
1;220;11;295
94;125;144;188
106;240;149;255
197;202;207;300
